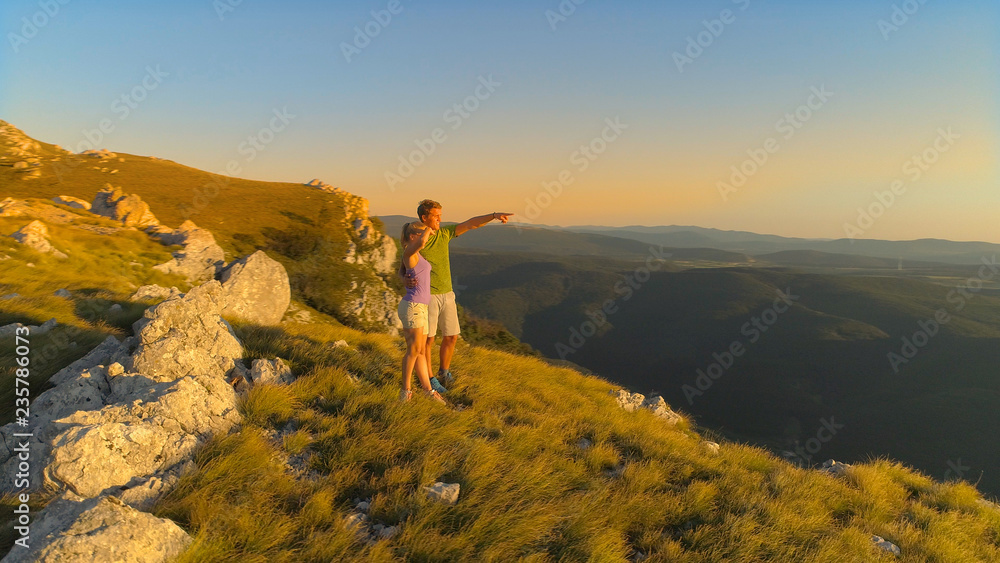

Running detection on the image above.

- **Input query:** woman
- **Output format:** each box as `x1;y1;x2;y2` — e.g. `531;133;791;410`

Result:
398;222;446;404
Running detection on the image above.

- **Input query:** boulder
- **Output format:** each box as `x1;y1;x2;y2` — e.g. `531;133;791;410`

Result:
217;251;291;325
90;186;159;228
0;318;57;338
249;358;294;386
702;441;721;455
0;366;113;492
611;389;645;413
52;196;91;210
424;482;460;505
872;535;901;557
611;390;681;424
641;395;681;425
53;288;71;298
80;149;117;159
0;495;191;563
127;281;243;381
151;221;225;282
0;197;28;217
820;459;852;477
43;373;239;497
10;220;68;258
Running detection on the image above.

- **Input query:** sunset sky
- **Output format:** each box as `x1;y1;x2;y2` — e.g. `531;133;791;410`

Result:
2;0;997;242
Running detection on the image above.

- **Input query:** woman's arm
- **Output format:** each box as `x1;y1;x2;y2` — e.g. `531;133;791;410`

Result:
401;226;433;269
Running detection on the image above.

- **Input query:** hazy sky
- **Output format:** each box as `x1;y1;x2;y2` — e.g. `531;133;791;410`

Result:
2;0;997;242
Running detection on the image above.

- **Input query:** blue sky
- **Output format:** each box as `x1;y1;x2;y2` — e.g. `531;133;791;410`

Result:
2;0;997;241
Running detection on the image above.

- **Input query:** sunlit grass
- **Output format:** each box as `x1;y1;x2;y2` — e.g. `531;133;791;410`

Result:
146;321;1000;562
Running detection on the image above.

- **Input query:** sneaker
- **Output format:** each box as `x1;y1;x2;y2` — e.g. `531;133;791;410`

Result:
399;389;412;403
424;389;447;405
440;370;455;386
429;376;448;394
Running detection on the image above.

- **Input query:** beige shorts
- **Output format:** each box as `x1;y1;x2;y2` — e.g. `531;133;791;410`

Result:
428;291;461;337
397;300;428;330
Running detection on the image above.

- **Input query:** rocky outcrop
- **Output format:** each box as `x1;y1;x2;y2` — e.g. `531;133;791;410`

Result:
0;495;191;563
349;279;402;331
150;220;225;282
9;220;68;258
129;284;182;303
217;250;291;325
610;389;681;425
45;373;238;497
342;194;396;276
0;263;287;560
126;281;243;381
305;178;342;193
90;185;159;228
80;148;118;160
0;197;29;217
52;196;91;210
820;459;852;477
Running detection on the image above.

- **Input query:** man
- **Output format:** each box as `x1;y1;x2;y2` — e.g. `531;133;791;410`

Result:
408;199;513;393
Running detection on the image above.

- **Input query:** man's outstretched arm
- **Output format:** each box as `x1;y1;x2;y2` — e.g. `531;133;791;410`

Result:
455;212;514;237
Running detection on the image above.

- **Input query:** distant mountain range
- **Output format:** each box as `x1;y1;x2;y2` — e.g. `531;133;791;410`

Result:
564;224;1000;266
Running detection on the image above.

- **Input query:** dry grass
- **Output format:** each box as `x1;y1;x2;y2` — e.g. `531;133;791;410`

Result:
148;321;1000;562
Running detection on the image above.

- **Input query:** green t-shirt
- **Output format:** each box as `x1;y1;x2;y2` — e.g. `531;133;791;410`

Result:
422;223;457;294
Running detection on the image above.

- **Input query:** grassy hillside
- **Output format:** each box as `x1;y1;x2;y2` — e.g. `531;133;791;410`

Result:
1;122;399;330
449;253;1000;496
142;321;1000;561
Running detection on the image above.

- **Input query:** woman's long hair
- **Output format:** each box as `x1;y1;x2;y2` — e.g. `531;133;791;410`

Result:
398;222;423;277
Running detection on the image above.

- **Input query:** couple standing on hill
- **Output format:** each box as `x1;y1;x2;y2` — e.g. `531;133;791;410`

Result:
397;199;513;403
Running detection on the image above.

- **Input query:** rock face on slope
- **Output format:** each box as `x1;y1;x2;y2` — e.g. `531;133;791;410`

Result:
90;185;159;228
611;389;682;425
9;220;68;258
0;245;296;562
342;194;396;276
150;220;226;283
1;496;191;563
126;281;244;380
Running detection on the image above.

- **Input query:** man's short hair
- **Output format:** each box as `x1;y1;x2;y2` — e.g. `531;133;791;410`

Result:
417;199;441;221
